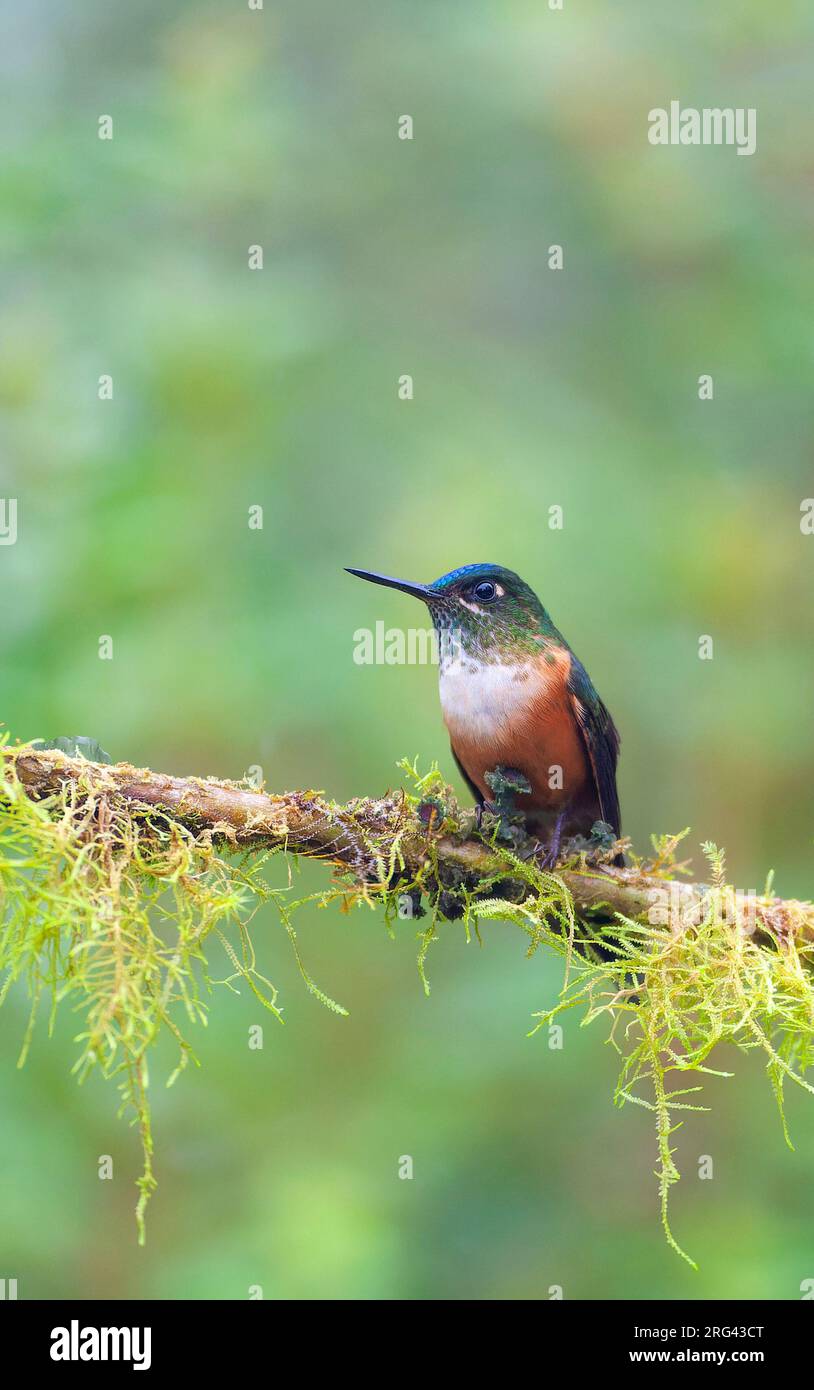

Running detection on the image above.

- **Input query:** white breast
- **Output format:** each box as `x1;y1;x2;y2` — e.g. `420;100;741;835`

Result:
439;659;536;741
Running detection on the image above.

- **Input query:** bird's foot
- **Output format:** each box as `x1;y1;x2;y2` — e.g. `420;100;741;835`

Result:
474;798;504;828
538;811;567;870
474;797;527;848
477;766;531;842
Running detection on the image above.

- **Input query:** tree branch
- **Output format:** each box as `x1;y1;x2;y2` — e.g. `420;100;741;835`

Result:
6;745;813;950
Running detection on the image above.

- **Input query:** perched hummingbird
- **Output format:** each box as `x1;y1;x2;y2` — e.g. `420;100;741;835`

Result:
347;563;622;865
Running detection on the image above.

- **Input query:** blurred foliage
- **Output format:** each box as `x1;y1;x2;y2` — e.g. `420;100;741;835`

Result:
1;0;813;1298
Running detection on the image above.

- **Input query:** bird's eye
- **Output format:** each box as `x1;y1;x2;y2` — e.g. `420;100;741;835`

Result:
472;581;497;602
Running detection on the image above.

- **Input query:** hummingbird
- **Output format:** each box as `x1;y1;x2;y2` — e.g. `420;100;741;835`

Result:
347;563;622;865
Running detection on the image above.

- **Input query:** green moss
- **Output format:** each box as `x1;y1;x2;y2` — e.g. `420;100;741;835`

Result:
0;744;336;1242
1;743;813;1267
526;837;814;1267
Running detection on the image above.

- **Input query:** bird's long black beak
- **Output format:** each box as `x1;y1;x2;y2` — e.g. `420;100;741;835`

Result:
345;568;433;602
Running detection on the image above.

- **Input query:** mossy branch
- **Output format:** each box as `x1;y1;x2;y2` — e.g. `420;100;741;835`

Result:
8;745;813;950
3;739;814;1266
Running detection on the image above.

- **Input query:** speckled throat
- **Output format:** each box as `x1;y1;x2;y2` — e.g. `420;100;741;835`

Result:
429;590;566;670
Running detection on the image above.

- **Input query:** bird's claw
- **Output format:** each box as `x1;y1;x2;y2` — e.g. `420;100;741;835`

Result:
538;841;560;870
474;799;499;831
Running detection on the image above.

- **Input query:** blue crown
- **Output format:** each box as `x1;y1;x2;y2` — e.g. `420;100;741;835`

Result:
429;563;508;591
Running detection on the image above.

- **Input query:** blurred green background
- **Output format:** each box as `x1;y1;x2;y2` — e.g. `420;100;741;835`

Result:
2;0;814;1299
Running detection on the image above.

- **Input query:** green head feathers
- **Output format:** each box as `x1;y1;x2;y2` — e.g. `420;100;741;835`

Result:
346;563;563;659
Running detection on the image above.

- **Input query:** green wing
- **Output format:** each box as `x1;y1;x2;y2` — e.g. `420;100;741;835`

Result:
567;657;622;837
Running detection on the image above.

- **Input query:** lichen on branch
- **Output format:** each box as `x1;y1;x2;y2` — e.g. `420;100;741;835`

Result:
2;738;814;1264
